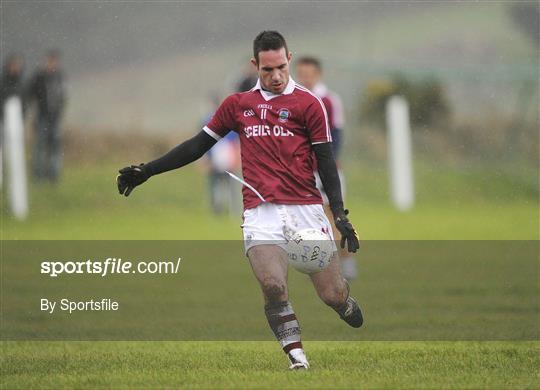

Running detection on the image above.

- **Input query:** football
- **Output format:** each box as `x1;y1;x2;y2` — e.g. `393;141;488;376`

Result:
286;228;334;274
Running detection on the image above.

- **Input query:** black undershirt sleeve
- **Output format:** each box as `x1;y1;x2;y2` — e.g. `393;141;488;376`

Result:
313;142;344;218
143;130;217;176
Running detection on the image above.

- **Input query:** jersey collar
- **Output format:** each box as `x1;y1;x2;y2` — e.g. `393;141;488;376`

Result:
252;77;296;101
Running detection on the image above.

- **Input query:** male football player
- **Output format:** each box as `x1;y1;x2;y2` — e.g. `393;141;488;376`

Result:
117;31;362;370
295;56;358;281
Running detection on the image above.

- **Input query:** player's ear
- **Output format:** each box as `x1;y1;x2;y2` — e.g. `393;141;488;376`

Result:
250;57;258;69
287;51;293;63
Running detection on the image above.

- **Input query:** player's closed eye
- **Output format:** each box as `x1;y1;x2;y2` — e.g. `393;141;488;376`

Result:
262;65;286;72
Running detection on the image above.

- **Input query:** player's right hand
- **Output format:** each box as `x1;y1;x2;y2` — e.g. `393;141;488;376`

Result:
117;164;149;197
334;209;360;253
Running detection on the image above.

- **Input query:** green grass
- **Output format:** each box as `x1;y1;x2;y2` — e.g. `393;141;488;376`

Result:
1;159;538;240
2;341;538;389
1;160;538;388
3;240;537;341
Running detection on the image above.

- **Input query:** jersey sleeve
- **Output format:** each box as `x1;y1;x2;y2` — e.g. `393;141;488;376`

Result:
203;94;238;140
305;96;332;145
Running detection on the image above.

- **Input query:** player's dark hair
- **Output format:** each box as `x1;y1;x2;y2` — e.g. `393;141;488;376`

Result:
253;31;288;64
296;56;322;71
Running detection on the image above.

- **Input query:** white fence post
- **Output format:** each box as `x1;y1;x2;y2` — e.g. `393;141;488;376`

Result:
4;96;29;220
386;95;414;211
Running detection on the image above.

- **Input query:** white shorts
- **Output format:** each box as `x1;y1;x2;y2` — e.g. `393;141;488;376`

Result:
241;203;337;255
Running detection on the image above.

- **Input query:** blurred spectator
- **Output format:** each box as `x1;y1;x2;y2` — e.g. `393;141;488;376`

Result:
295;56;357;281
203;65;254;215
203;93;241;215
236;63;258;92
1;53;25;121
26;49;66;182
295;56;345;158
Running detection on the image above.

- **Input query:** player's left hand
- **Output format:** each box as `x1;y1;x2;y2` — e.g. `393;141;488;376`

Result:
117;164;149;197
334;209;360;253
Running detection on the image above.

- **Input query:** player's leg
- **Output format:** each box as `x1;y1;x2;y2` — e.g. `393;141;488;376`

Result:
208;170;220;214
310;253;363;328
48;119;62;182
285;203;362;328
247;244;289;303
32;118;47;180
247;244;309;369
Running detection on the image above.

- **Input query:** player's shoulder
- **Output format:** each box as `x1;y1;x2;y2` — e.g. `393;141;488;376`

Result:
221;90;258;106
218;92;244;111
221;92;241;105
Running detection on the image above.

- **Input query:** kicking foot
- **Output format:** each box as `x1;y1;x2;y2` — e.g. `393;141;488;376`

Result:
288;348;310;370
338;296;363;328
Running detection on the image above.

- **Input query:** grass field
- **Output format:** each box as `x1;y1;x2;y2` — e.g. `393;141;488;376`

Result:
1;158;538;388
1;160;538;240
2;342;538;389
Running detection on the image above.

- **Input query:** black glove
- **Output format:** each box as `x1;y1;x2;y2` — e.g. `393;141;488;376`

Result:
117;164;150;197
334;209;360;253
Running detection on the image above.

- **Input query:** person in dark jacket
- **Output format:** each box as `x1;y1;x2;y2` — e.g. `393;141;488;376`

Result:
26;49;66;182
1;53;25;120
235;63;258;93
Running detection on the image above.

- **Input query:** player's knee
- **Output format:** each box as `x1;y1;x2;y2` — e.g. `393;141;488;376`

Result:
261;277;287;303
319;285;347;309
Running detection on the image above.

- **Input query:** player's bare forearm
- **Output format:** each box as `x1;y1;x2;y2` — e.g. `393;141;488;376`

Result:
117;130;217;196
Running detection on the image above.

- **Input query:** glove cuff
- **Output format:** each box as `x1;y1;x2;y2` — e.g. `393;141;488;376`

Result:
330;201;345;219
140;163;153;178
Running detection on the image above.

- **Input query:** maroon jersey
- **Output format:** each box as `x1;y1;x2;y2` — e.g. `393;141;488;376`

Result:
204;77;331;210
